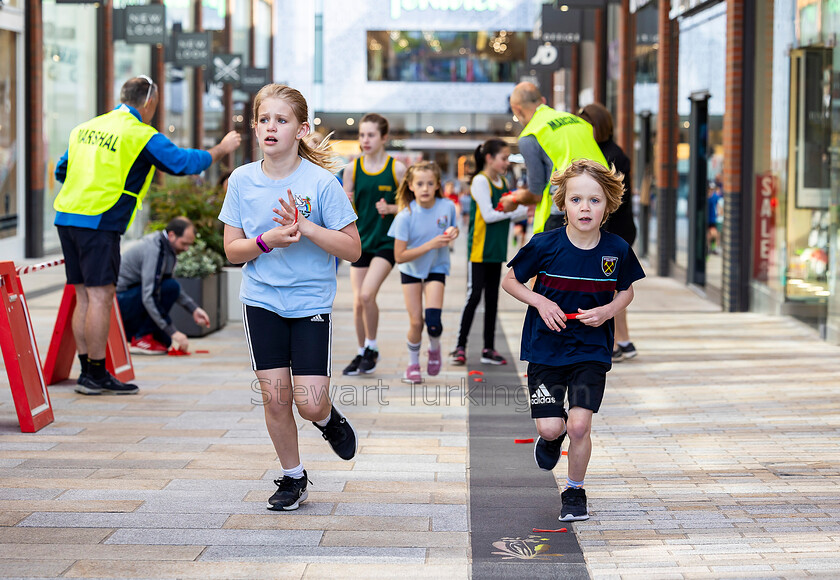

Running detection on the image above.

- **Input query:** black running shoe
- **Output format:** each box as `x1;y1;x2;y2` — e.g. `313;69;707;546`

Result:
313;406;358;460
480;348;507;365
343;354;364;376
357;347;379;374
618;342;638;359
75;373;139;396
449;346;466;366
612;346;624;363
267;471;309;511
534;434;566;471
560;487;589;521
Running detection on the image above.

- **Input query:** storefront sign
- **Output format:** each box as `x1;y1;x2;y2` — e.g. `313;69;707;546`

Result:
124;5;166;45
239;67;270;93
172;32;212;67
390;0;516;20
526;40;570;70
753;173;777;282
212;54;243;84
541;4;582;44
55;0;100;3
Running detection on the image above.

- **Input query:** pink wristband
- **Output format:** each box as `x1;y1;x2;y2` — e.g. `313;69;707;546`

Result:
255;233;271;253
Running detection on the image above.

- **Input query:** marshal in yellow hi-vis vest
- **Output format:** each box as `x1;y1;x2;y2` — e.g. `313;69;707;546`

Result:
519;104;608;234
54;107;159;232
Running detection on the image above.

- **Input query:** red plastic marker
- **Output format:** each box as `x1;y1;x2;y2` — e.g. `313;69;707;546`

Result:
294;206;298;224
514;438;534;444
561;450;568;456
532;527;567;533
565;313;579;320
168;348;190;356
468;370;484;376
195;350;209;354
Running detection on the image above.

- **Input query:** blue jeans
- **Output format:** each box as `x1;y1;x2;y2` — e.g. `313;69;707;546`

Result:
117;278;180;347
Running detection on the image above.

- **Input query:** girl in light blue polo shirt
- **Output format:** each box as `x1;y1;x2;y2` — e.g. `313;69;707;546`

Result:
388;161;458;383
219;84;361;512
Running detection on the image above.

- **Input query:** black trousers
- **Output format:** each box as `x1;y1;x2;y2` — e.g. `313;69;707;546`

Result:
456;262;502;351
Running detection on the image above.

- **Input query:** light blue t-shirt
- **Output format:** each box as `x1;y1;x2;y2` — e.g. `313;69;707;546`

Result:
218;158;357;318
387;197;457;279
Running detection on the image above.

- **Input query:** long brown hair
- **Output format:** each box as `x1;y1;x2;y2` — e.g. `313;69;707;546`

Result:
396;161;443;211
551;159;624;225
252;84;342;173
577;102;613;143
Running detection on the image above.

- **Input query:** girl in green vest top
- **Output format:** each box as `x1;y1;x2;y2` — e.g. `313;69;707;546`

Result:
451;139;527;366
341;113;407;375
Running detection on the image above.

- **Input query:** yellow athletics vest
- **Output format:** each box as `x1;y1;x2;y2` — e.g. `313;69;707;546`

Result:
54;108;159;231
519;105;608;233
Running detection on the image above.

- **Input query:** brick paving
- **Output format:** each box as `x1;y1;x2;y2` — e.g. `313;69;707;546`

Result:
2;241;840;578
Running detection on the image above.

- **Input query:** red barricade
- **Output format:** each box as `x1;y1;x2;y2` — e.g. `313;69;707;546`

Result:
43;285;135;385
0;261;54;433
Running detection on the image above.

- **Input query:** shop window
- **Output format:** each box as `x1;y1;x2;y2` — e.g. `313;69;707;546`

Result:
43;1;99;251
367;30;526;83
0;30;17;241
786;48;831;302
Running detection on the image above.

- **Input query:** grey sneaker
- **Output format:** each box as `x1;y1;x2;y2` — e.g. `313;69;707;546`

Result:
267;471;309;511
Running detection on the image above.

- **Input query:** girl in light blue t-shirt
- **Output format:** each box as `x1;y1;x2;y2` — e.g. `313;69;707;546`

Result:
219;84;361;512
388;161;458;383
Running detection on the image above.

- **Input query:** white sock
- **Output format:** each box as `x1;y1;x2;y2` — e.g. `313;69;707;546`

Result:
618;341;631;348
314;408;332;427
407;341;421;365
365;338;378;351
429;336;441;351
357;346;366;356
283;463;305;479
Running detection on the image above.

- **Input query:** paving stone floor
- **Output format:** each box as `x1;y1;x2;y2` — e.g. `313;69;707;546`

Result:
2;238;840;578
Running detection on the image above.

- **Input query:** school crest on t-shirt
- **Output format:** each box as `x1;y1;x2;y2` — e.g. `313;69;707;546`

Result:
436;215;449;229
294;194;312;218
601;256;617;276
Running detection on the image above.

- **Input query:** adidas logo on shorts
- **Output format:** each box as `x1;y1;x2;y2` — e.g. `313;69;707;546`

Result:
310;314;325;322
531;383;556;405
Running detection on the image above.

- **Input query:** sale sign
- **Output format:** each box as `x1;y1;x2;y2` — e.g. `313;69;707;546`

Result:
753;173;777;282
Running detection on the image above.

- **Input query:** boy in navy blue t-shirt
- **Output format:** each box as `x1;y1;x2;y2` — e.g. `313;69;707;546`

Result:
502;159;645;522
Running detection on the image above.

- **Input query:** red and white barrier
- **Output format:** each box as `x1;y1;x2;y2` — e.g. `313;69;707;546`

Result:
0;261;54;432
1;259;135;432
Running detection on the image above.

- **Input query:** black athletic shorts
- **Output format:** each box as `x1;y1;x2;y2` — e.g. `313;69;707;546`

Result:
400;272;446;285
243;305;332;376
527;361;610;417
351;248;395;268
57;225;121;286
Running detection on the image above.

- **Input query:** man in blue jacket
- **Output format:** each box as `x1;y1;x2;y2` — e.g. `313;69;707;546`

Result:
54;75;241;396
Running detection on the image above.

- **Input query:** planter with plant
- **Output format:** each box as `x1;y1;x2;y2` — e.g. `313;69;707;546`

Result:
146;176;231;337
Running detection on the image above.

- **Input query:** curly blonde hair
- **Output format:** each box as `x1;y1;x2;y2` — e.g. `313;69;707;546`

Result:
396;161;443;211
252;84;342;173
551;159;624;225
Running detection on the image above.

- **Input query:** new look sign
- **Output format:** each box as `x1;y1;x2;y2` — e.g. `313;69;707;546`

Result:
390;0;516;20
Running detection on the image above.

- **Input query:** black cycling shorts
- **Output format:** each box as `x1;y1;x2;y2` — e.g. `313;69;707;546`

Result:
399;272;446;285
351;248;395;268
243;305;332;376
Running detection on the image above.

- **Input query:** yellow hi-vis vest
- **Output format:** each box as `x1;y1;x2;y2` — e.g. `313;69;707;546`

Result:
54;107;159;231
519;105;608;233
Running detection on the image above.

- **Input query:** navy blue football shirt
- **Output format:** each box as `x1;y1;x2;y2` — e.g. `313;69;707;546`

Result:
508;226;645;367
